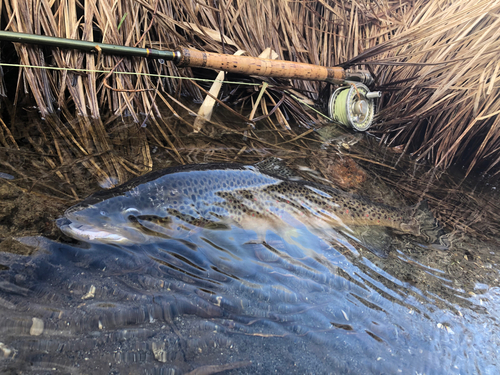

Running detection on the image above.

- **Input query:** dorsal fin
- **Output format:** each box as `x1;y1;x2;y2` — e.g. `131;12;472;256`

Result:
255;157;301;180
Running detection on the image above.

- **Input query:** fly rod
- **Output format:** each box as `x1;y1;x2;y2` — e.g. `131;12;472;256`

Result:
0;30;372;85
0;30;381;130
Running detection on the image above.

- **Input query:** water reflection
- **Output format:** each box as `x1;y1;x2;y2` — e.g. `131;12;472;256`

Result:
0;217;498;373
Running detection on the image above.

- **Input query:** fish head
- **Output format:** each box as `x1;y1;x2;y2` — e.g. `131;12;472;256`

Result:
57;193;159;244
56;166;278;244
56;169;231;244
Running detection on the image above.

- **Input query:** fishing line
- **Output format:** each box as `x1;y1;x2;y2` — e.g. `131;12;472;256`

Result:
287;92;332;121
0;62;380;130
0;62;264;87
0;62;331;119
332;88;352;125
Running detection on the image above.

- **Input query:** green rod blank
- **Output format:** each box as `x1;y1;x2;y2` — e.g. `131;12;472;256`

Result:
0;31;176;61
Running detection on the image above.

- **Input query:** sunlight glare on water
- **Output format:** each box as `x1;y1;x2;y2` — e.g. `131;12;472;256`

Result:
0;117;499;374
0;211;498;374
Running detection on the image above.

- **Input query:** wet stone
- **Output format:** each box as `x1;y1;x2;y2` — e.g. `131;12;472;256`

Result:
0;237;38;256
30;317;44;336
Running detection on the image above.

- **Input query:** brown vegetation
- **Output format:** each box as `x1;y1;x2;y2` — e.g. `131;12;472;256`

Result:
1;0;500;239
350;0;500;177
1;0;499;178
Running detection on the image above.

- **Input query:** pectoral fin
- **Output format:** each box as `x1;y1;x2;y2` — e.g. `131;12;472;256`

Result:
399;221;421;236
346;226;392;258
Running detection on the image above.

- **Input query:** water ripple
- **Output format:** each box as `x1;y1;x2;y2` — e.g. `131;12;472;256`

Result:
0;227;498;374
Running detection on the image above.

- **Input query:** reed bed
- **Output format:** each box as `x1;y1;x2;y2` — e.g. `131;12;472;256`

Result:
1;0;500;238
0;0;402;189
350;0;500;178
2;0;499;179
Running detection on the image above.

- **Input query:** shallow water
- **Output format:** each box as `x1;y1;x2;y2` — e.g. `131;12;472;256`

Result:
0;202;499;374
1;112;500;374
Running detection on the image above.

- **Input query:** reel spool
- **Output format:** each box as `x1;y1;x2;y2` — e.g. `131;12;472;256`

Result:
328;83;381;131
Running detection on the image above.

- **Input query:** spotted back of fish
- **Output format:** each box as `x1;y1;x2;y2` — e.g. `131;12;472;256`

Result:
63;162;421;243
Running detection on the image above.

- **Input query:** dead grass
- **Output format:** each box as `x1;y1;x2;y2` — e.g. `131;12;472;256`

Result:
349;0;500;177
1;0;396;185
1;0;500;187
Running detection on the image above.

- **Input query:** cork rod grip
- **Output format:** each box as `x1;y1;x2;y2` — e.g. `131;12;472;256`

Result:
176;48;346;83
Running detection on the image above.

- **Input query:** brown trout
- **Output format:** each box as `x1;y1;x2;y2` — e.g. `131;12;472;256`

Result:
57;161;444;255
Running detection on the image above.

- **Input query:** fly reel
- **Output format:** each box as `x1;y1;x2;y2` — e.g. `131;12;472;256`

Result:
328;83;381;131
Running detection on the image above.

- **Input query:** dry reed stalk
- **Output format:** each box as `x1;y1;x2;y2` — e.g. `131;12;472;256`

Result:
2;0;500;188
349;0;500;177
4;0;400;118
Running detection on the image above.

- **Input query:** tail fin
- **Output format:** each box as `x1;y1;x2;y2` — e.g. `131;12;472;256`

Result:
412;200;448;249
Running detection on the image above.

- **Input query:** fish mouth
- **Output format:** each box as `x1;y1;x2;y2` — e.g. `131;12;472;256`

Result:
57;217;136;244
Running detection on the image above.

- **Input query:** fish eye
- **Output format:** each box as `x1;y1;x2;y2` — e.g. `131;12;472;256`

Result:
100;210;108;216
